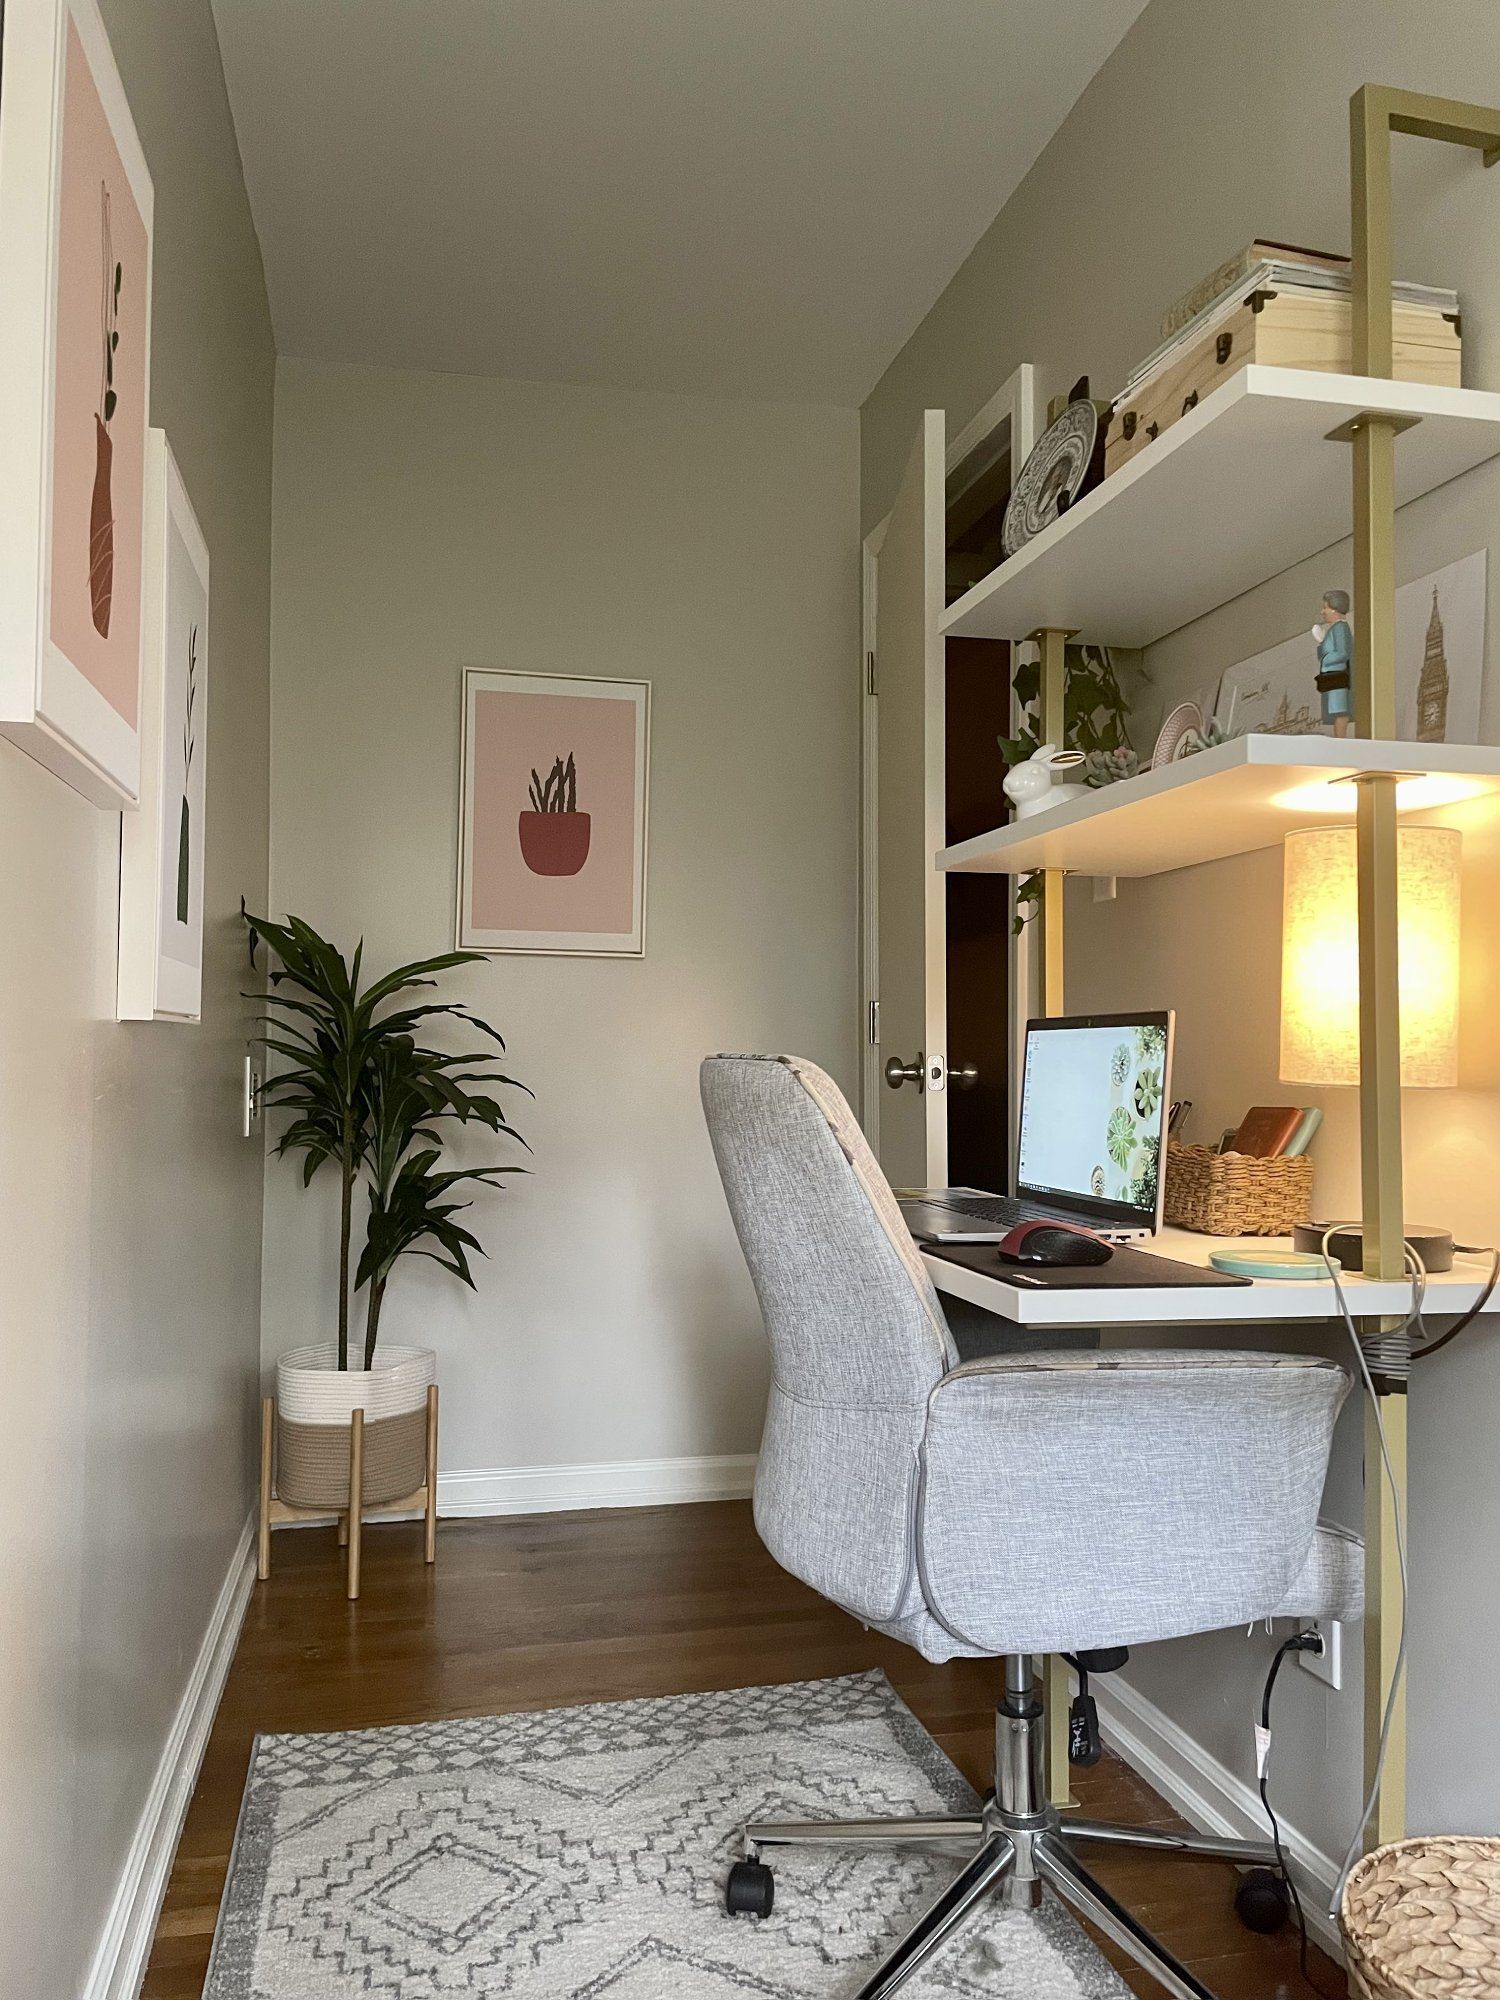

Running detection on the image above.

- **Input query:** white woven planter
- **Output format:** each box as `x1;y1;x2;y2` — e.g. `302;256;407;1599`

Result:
275;1344;435;1510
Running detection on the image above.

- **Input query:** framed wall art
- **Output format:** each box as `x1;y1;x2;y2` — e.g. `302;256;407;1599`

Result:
0;0;154;807
458;669;650;956
1211;550;1489;746
118;433;210;1021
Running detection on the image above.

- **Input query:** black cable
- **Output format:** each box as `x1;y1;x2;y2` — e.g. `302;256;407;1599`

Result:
1258;1633;1335;1998
1411;1245;1500;1361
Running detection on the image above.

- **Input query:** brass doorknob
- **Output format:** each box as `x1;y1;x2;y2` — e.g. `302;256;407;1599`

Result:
884;1055;924;1090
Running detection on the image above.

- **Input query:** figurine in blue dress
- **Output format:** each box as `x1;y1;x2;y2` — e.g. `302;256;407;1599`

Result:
1313;589;1353;736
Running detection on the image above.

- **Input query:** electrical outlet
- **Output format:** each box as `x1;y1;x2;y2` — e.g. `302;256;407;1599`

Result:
1298;1619;1343;1690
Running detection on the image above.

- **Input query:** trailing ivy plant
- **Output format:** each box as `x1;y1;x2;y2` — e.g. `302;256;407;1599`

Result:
998;642;1140;935
246;912;529;1369
997;641;1136;771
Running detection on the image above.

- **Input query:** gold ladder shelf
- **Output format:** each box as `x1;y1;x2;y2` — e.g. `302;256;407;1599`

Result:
1029;87;1500;1843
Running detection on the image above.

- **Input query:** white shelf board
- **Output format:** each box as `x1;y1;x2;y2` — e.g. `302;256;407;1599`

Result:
941;367;1500;650
937;734;1500;879
924;1233;1495;1328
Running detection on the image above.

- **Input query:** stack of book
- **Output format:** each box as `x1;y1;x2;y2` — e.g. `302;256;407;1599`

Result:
1158;239;1349;338
1106;240;1462;477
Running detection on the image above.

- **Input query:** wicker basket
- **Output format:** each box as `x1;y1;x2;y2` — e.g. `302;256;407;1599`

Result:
1342;1837;1500;1998
1163;1140;1314;1236
275;1343;434;1510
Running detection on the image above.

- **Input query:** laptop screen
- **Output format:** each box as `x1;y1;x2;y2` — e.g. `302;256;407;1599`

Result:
1015;1012;1174;1230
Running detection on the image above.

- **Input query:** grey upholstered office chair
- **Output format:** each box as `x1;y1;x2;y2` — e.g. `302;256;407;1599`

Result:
701;1053;1362;2000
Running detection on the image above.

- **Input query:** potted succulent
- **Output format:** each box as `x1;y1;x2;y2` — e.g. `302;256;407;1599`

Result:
519;751;591;876
248;913;529;1524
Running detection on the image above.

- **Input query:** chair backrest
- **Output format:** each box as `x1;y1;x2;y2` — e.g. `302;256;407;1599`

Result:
700;1054;955;1623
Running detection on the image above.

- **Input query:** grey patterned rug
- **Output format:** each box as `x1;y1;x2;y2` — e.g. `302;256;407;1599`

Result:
205;1671;1129;1998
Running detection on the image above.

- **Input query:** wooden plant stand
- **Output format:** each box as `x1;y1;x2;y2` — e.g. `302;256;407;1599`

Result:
257;1384;439;1600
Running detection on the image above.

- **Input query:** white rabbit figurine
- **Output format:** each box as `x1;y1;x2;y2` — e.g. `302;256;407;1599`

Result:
1002;743;1089;819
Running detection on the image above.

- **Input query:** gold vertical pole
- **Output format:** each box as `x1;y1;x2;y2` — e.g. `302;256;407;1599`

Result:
1364;1392;1408;1843
1349;80;1409;1860
1349;84;1406;1287
1341;80;1500;1851
1036;627;1068;1020
1033;625;1073;1805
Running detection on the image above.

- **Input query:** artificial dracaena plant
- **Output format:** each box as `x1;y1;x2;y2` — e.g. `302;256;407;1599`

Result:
354;1035;528;1368
245;913;528;1368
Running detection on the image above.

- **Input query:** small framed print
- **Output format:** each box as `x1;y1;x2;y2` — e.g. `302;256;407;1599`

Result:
458;668;650;957
0;0;154;807
118;433;209;1021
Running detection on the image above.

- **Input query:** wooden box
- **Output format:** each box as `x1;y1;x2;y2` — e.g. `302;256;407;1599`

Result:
1106;289;1462;477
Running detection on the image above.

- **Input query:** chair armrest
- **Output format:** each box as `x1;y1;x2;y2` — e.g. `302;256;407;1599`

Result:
915;1351;1351;1657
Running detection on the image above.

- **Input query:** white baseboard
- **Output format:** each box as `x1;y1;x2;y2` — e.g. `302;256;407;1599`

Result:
439;1452;758;1516
82;1514;256;2000
1089;1668;1345;1957
270;1451;760;1530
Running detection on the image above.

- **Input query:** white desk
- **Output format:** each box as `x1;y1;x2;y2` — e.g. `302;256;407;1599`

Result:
922;1224;1485;1829
924;1227;1493;1328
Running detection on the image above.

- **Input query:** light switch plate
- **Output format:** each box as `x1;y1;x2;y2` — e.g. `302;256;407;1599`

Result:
243;1054;263;1139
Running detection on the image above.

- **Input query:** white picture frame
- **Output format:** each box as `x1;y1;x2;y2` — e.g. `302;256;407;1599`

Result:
0;0;154;807
118;433;210;1021
457;668;650;957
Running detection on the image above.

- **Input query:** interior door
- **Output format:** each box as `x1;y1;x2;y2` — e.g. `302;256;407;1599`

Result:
874;410;946;1190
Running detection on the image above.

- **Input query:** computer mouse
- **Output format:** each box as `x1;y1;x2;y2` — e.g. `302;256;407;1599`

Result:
997;1220;1114;1268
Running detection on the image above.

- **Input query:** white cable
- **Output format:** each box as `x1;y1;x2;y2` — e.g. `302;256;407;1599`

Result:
1319;1223;1415;1916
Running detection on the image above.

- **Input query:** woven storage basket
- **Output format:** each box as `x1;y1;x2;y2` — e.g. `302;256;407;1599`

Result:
1164;1140;1314;1236
1342;1837;1500;1999
275;1343;433;1510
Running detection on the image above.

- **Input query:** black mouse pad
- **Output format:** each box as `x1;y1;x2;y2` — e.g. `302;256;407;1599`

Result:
928;1241;1251;1290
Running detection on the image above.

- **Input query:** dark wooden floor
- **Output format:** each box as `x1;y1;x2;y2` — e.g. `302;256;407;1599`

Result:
144;1502;1344;1999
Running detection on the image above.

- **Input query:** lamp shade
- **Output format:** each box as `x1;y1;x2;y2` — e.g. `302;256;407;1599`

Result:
1279;824;1461;1087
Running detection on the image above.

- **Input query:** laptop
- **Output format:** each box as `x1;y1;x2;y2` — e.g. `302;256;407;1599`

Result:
899;1010;1175;1244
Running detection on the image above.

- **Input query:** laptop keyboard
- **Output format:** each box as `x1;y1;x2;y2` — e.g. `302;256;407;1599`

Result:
924;1193;1064;1228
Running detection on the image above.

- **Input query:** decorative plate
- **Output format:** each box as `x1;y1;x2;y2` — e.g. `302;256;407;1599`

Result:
1151;700;1203;768
1001;400;1102;557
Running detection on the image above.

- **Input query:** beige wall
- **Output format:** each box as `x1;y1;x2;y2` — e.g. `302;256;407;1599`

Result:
864;0;1500;1859
863;0;1500;531
0;4;273;1993
264;358;859;1477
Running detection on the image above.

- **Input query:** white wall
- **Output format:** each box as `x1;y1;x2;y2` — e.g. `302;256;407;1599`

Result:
264;358;859;1480
862;0;1500;1871
0;3;274;1994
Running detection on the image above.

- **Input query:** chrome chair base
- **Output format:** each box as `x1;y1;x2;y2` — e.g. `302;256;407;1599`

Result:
730;1659;1281;2000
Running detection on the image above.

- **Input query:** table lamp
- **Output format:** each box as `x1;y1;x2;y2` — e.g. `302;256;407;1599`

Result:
1280;824;1461;1088
1280;823;1461;1270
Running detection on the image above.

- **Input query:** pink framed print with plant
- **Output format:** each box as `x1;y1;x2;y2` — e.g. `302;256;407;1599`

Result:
118;433;210;1022
0;0;153;807
458;669;650;956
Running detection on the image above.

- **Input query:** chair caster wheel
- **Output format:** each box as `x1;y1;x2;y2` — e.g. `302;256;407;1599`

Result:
726;1859;775;1917
1234;1867;1290;1935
